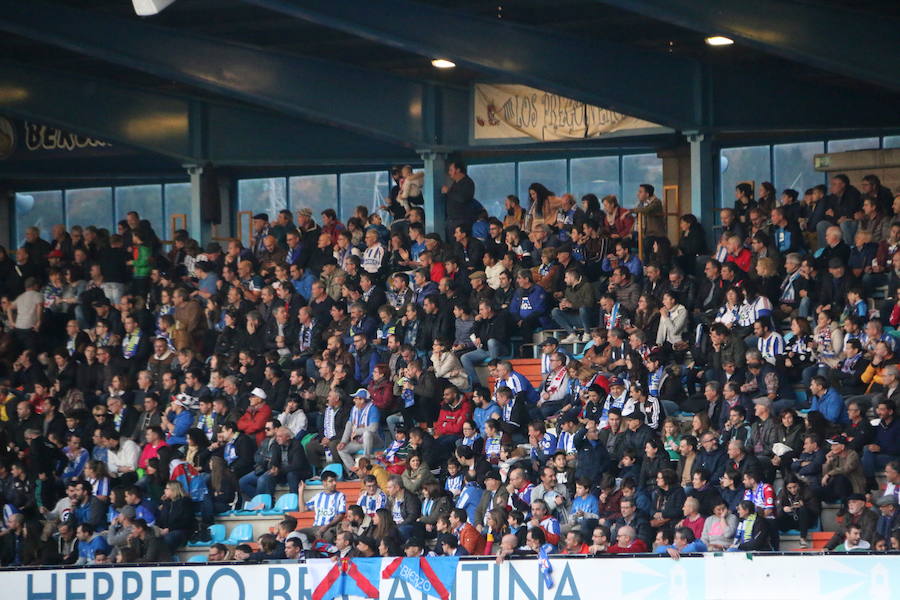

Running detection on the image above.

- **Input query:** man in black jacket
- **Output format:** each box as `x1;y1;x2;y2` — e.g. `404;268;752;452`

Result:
451;224;486;274
213;421;256;482
461;300;509;385
256;427;312;497
95;235;129;305
441;160;475;240
495;387;528;443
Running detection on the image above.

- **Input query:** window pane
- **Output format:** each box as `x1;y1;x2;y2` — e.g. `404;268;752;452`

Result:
518;159;567;203
570;156;620;203
339;171;390;221
468;163;515;221
237;177;287;218
67;187;113;232
884;136;900;149
163;183;191;241
827;137;879;153
289;174;338;219
773;141;825;196
621;153;663;207
116;185;163;238
720;145;771;208
15;190;63;246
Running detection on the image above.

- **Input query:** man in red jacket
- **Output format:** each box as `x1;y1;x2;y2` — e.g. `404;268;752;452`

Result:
450;507;486;555
608;525;649;554
238;388;272;445
433;385;472;463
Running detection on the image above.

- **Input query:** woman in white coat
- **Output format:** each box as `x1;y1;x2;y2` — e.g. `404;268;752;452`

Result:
656;290;688;347
431;338;470;391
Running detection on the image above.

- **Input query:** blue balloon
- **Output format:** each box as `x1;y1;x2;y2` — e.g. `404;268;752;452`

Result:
15;193;34;215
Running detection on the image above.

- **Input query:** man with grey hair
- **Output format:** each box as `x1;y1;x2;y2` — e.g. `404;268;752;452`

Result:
776;252;805;320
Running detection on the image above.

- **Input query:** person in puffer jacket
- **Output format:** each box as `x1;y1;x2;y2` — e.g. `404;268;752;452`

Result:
433;386;474;463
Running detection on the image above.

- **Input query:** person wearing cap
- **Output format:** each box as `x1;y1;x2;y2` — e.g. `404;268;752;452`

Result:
821;433;866;504
237;388;273;445
162;394;195;447
875;493;900;542
600;378;628;427
825;493;877;551
338;389;381;472
251;213;271;259
473;471;508;531
467;270;494;312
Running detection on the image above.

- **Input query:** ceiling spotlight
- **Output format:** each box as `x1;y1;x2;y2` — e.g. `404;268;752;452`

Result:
132;0;176;16
705;36;734;46
431;58;456;69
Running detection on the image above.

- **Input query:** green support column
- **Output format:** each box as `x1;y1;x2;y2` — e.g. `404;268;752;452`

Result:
420;151;447;237
688;133;717;243
188;166;213;246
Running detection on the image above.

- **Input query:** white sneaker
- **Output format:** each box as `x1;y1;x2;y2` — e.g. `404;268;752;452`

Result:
560;333;579;344
581;333;592;343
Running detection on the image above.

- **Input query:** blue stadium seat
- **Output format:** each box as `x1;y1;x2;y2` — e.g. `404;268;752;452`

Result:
186;524;226;547
233;493;273;515
187;554;208;563
261;493;299;515
222;523;254;545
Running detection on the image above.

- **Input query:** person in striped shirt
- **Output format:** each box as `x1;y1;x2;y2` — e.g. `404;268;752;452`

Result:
754;320;784;366
298;470;345;544
361;229;385;277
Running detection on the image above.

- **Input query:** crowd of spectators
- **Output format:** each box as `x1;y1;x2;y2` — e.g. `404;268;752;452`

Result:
0;163;898;566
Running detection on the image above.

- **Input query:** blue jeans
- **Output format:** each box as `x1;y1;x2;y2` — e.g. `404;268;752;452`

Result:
539;399;567;419
550;307;593;334
256;470;302;497
840;220;859;246
862;448;898;478
239;471;262;502
798;296;812;319
461;339;504;386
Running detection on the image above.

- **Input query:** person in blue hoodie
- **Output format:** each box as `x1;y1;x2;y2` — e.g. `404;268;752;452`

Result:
509;269;549;340
75;523;110;565
808;376;848;425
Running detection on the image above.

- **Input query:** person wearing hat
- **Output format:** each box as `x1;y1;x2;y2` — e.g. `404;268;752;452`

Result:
473;470;508;530
162;394;195;447
251;213;271;258
338;389;381;472
237;388;273;445
821;433;866;504
600;377;629;427
825;493;877;551
468;270;494;313
875;493;900;542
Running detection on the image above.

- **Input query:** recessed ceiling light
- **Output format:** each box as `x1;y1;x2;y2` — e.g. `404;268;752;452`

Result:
132;0;176;16
705;36;734;46
431;58;456;69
